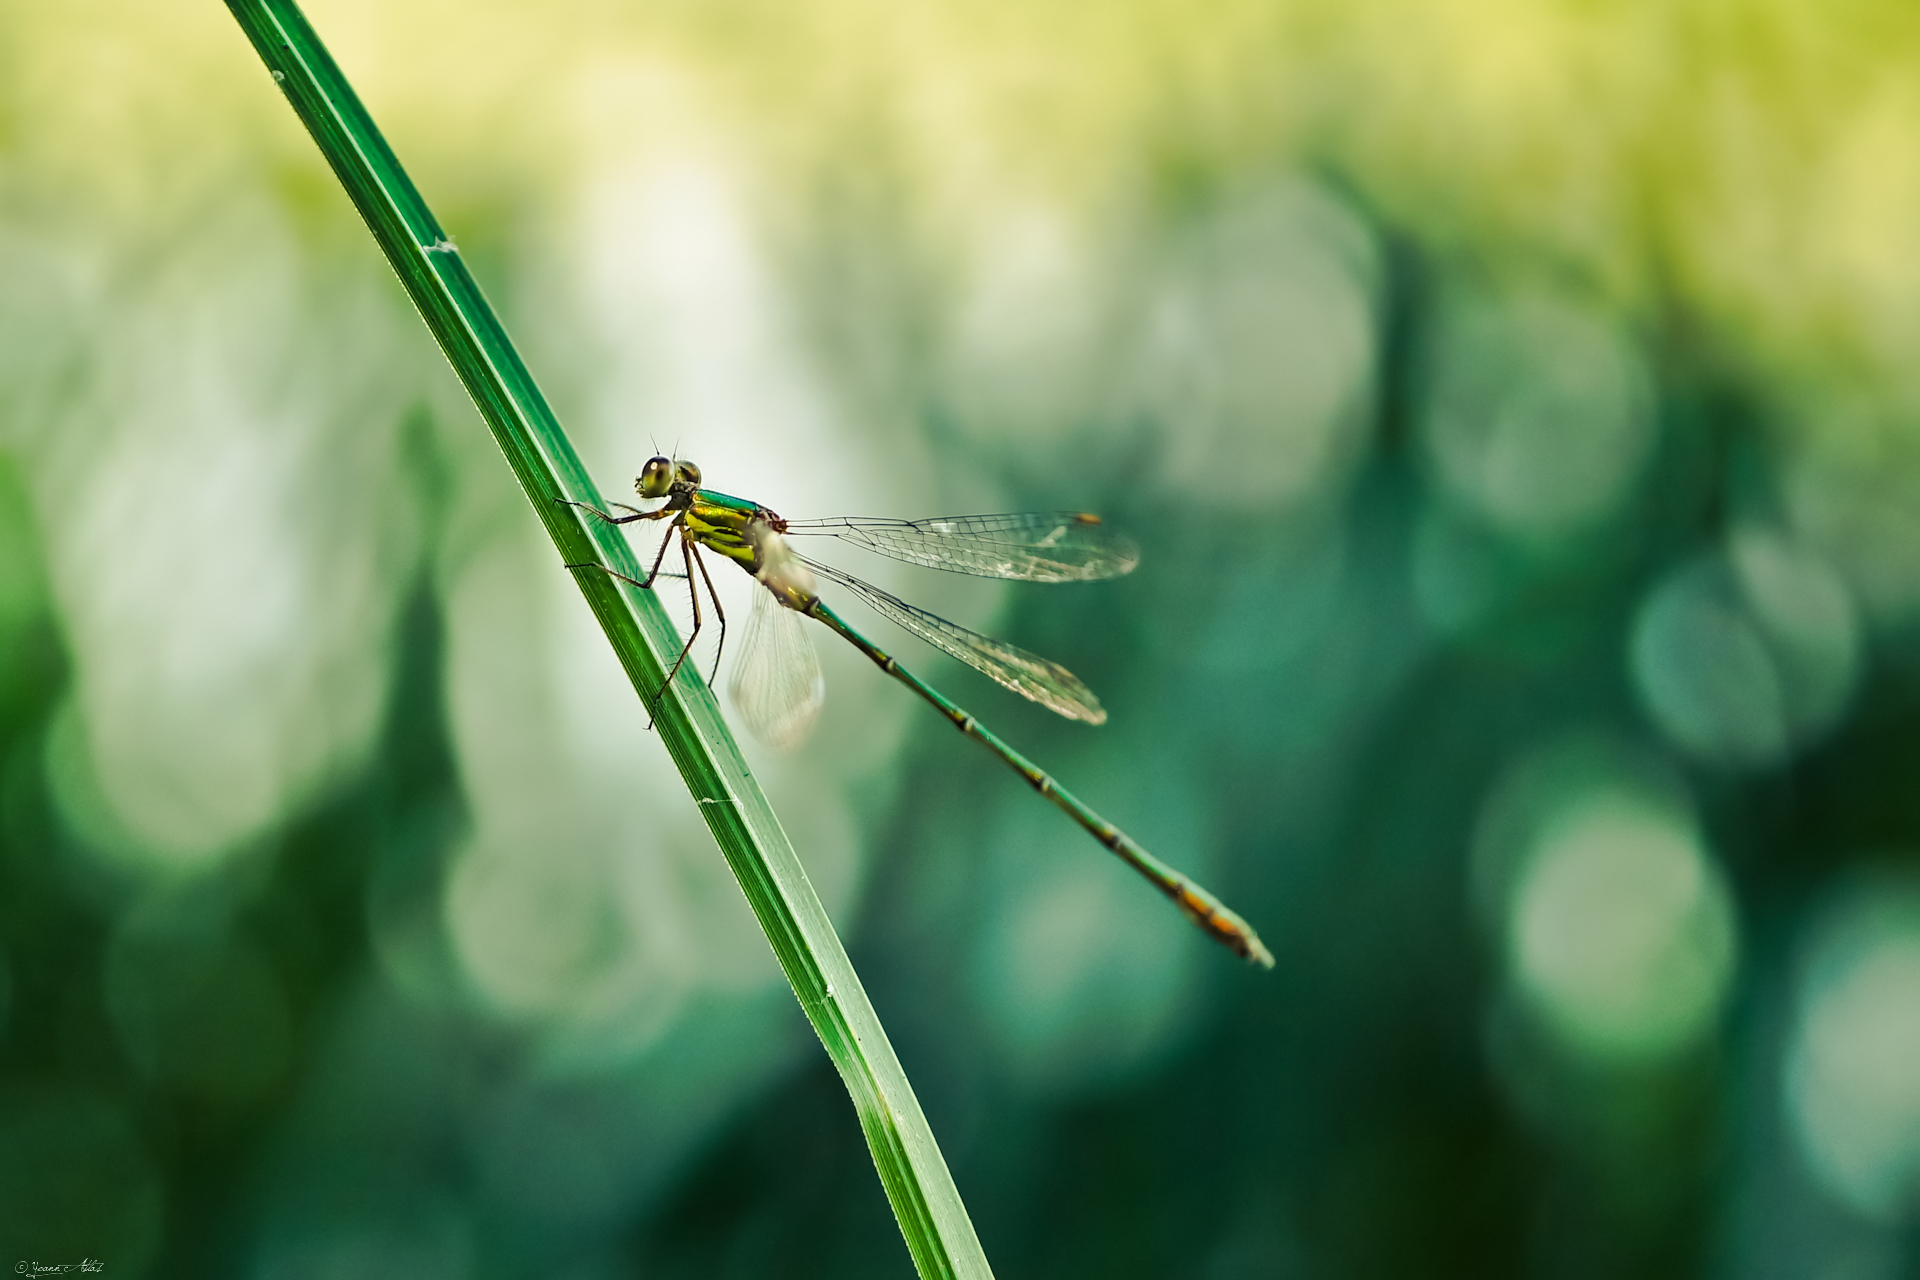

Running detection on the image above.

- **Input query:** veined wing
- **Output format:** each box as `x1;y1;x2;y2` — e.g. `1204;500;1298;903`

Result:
728;586;825;748
803;557;1106;724
782;512;1138;583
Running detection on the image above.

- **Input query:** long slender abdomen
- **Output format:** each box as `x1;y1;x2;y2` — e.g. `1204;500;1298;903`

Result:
804;598;1273;968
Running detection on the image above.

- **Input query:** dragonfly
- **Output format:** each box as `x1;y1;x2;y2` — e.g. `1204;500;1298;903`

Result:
562;455;1273;968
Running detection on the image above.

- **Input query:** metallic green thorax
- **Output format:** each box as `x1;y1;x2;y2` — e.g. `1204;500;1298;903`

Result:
683;489;786;576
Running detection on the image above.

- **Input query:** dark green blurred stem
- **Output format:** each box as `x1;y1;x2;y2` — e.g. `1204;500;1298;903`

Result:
219;3;991;1275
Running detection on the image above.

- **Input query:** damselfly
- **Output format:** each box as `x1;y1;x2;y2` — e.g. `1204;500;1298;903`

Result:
564;456;1272;967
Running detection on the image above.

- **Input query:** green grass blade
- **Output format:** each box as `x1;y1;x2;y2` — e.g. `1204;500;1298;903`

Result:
219;4;992;1275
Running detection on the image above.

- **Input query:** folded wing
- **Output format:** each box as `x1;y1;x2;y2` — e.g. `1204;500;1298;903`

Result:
728;587;826;748
803;556;1106;724
782;512;1138;583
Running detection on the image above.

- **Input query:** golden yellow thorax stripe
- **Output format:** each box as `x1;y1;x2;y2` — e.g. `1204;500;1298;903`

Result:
684;494;765;571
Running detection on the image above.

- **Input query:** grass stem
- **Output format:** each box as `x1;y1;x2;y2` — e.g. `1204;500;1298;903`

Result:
221;4;992;1274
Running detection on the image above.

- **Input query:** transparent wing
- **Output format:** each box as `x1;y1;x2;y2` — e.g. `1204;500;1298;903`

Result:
727;586;825;749
782;512;1138;583
803;557;1106;724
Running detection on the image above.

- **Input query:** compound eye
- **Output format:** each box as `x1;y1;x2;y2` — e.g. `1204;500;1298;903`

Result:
635;455;675;499
674;459;702;488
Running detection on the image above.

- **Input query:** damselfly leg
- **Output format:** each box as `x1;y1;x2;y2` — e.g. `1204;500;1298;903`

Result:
562;496;730;704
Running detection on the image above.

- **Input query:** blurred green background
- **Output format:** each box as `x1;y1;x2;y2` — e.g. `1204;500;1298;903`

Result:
4;0;1920;1275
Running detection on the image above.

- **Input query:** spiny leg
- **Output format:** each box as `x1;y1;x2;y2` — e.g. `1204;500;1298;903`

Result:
688;541;728;688
565;561;649;589
559;556;669;727
559;496;657;526
656;529;704;699
559;510;703;726
569;520;680;587
641;521;680;587
560;500;676;579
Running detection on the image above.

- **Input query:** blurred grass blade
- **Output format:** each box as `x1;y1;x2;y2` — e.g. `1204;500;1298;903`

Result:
220;3;992;1275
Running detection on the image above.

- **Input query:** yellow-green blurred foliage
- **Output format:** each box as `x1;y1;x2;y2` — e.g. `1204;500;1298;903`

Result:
5;0;1920;1275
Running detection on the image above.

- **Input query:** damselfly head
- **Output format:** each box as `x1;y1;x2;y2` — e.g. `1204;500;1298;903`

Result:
636;455;676;499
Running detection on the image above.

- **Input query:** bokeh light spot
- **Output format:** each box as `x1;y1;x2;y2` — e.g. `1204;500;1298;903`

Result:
32;207;401;870
1786;883;1920;1220
1631;532;1860;769
1507;788;1736;1064
1631;559;1787;767
1146;181;1378;509
1730;527;1861;736
446;838;625;1021
946;204;1109;449
1422;288;1654;545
